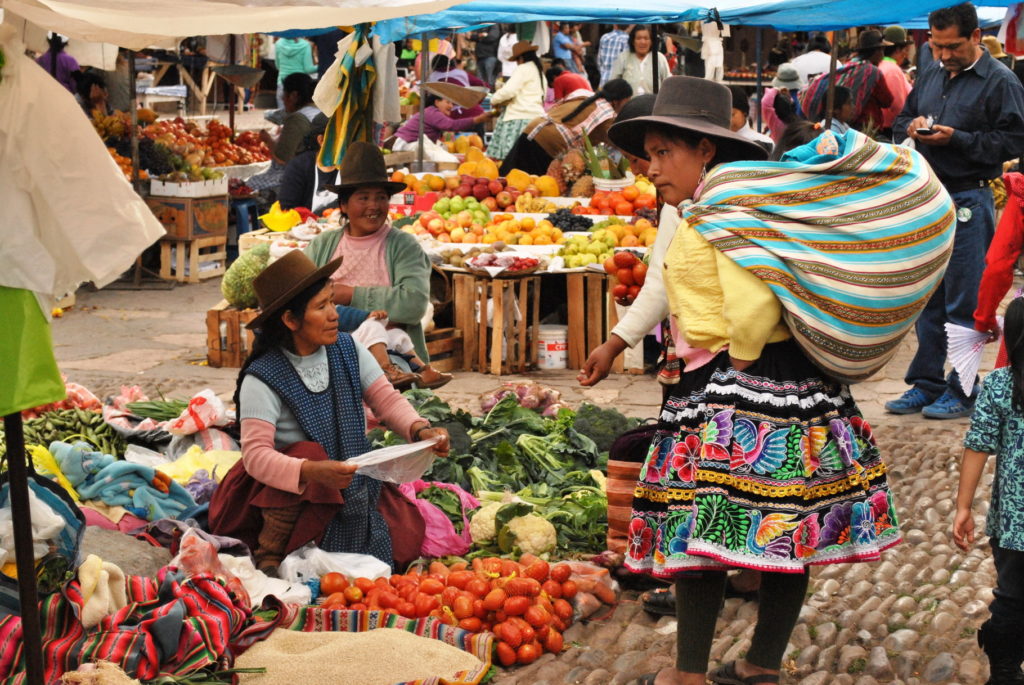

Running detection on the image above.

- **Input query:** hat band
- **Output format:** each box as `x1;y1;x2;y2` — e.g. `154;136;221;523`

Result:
654;103;727;126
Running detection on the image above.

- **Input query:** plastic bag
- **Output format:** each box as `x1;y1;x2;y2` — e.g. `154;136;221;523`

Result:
167;390;228;436
564;560;620;619
170;527;250;607
398;481;479;558
278;544;391;583
0;487;66;565
217;553;311;607
346;438;439;484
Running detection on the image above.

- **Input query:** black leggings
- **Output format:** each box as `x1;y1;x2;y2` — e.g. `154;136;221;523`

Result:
675;570;809;673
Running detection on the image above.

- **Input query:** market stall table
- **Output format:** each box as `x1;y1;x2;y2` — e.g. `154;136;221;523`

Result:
452;271;540;375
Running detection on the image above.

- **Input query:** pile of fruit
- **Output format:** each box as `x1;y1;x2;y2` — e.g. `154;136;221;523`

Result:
484;216;564;246
392;165;563;200
545;209;594;232
436;245;508;268
140;118;270;167
467;253;541;273
156;165;225;184
441;132;486;155
589;186;657;217
513;193;559;214
316;556;617;667
558;234;615;269
106;147;147;181
0;408;125;459
430;196;492;224
605;251;648;305
228;178;255;197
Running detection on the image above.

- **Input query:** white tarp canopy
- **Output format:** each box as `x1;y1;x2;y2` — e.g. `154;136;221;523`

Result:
0;0;471;50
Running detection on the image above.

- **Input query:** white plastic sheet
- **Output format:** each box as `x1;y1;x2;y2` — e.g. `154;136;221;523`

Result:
346;438;439;484
278;543;391;583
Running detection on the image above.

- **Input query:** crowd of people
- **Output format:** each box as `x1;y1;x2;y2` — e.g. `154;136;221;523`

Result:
32;6;1024;683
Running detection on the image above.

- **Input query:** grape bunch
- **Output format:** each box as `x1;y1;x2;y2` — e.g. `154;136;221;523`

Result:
633;206;659;225
545;208;594;232
108;138;176;176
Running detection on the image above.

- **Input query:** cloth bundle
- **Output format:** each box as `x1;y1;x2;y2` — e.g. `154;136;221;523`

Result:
51;441;195;521
685;129;957;383
77;554;128;629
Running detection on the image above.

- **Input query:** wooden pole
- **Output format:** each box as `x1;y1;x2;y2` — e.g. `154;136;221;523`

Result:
128;50;140;193
3;414;44;684
824;31;839;132
652;24;660;95
417;33;430;169
228;35;237;135
755;27;763;131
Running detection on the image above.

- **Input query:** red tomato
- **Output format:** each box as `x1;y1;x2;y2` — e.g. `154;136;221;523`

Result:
544;630;564;654
517;643;541;664
541;580;563;599
519;553;541;567
378;592;399;609
429;561;450;577
524;561;550;582
500;560;521;577
458;617;482;632
348;602;367;611
481;558;502;575
473;599;488;620
453;595;475;620
628;285;642;300
441;586;460;607
342;586;364;604
446;570;474;590
504;578;533;597
535;596;554;615
320;572;348;595
496;622;523;648
524;605;551;628
397;601;417;618
503;596;531;616
354;577;376;594
550;564;572;583
419;578;445;595
321;592;347;610
617;268;636;287
561;580;578;599
466;578;490;598
523;578;542;597
483;588;507;611
496;641;517;666
553;599;573;620
414;593;439;617
603;257;619;275
633;262;648;285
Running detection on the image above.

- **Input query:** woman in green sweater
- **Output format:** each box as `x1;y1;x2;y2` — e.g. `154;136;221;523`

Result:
304;141;433;366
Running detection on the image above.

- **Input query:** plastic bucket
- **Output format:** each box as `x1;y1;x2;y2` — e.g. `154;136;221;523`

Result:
536;325;568;370
592;172;636;192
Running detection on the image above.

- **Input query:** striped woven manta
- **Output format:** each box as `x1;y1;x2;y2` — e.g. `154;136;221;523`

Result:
684;129;956;383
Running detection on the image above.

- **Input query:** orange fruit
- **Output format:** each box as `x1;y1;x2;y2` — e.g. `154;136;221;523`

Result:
390;170;405;183
614;200;634;216
622;185;640;201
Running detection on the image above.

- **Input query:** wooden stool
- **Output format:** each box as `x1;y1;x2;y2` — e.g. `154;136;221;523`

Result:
452;273;540;374
160;235;227;283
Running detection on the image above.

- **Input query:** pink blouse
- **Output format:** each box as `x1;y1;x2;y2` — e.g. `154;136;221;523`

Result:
330;225;393;288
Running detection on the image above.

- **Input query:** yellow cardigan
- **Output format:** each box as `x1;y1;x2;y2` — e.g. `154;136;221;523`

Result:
664;214;790;362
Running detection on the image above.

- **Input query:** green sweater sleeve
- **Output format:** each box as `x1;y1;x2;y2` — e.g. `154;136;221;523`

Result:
350;229;431;325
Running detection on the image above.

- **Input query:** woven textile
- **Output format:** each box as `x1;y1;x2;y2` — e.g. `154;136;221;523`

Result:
246;334;391;564
799;60;881;123
683;129;956;383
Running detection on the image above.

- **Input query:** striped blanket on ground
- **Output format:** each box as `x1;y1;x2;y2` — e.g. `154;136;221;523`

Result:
684;129;957;383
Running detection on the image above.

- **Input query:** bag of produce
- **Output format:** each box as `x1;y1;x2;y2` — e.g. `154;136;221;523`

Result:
398;481;480;558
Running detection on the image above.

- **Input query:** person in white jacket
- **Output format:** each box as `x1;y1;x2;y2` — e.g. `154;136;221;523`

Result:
485;41;546;159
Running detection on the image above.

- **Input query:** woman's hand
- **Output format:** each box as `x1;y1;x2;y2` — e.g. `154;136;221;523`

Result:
578;337;627;386
332;281;355;305
952;507;975;551
300;460;359;490
369;310;389;320
411;421;450;457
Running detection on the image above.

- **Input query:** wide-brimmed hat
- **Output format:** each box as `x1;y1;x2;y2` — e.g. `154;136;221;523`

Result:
247;250;342;330
422;80;487;109
883;25;911;47
982;35;1008;59
607;76;768;163
324;140;406;196
771;63;804;90
510;40;539;60
857;29;893;52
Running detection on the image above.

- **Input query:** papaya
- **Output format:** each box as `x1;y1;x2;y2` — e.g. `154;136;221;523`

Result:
457;161;478;176
506;169;531;191
465;147;485;163
535;175;560;197
476;158;500;180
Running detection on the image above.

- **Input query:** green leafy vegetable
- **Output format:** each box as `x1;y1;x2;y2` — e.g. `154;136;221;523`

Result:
420;485;470;534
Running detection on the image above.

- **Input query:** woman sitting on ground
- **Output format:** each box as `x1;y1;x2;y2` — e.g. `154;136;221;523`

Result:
500;78;632;175
208;250;450;575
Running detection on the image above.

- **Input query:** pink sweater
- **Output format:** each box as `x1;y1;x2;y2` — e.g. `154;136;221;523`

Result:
241;375;423;493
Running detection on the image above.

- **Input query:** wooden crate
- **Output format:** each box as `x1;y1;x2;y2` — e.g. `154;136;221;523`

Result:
424;327;463;373
160;235;227;283
452;273;540;375
146;194;229;239
206;299;257;368
565;272;641;373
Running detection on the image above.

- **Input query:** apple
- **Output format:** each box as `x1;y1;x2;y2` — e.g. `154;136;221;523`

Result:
524;184;540;195
445;176;460;190
456;184;472;198
461;174;475;186
487;180;504;196
427;218;446;235
509;189;522;201
495;191;512;208
482;197;498;211
456;210;473;228
450;227;466;242
475;177;490;187
473;184;490;201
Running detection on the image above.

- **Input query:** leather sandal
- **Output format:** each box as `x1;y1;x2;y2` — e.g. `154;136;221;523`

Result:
641;588;676;616
415;365;453;389
383;364;419;391
708;661;779;684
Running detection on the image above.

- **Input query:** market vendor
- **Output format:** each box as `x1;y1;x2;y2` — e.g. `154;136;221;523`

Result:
499;78;632;175
209;250;450;575
389;82;495;162
486;40;546;159
305;141;436;368
278;113;338;212
249;73;322;196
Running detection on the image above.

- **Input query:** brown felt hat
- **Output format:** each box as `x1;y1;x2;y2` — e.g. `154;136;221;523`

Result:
608;76;768;163
247;250;342;330
510;40;539;60
324;140;407;196
422;80;487;108
857;29;893;52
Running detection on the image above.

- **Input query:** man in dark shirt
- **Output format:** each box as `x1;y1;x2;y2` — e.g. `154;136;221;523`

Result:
474;25;501;87
888;2;1024;419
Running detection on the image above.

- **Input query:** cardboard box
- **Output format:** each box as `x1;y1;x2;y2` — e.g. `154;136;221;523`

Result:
146;195;229;239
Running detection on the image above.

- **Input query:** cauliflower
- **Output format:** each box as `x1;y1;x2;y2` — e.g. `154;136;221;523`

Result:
221;243;271;308
502;514;557;556
469;501;504;543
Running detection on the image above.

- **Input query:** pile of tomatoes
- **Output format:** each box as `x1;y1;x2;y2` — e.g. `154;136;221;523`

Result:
141;118;270;167
588;187;657;217
605;251;648;306
318;554;601;667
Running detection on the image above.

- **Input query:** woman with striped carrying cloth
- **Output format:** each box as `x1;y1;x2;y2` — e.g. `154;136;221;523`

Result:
608;77;956;685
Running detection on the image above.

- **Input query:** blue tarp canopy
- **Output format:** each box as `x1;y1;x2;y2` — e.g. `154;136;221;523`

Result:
373;0;1010;43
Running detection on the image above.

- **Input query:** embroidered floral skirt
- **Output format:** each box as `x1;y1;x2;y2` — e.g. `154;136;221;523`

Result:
626;340;901;577
486;118;530;160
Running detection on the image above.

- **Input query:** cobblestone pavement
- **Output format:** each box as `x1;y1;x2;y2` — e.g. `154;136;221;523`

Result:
53;278;1004;683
